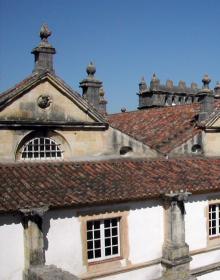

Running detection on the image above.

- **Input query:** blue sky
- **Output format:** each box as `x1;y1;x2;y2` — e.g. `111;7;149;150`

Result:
0;0;219;113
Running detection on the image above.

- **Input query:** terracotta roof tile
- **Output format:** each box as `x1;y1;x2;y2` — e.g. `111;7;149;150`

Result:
0;158;220;213
108;105;200;154
108;102;220;154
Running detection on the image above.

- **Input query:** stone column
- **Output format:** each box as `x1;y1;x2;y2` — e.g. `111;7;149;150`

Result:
20;207;48;278
162;191;196;280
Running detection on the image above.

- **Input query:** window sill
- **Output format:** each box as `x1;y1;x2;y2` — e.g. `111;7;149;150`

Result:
88;256;123;266
87;256;127;274
209;235;220;240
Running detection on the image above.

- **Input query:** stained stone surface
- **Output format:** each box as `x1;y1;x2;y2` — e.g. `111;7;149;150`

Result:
25;265;79;280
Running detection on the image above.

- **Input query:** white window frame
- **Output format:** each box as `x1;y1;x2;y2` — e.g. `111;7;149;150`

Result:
209;204;220;237
86;218;120;262
21;137;63;160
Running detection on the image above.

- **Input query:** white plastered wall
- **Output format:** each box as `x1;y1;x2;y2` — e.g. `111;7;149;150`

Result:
43;209;86;275
185;193;220;270
0;214;24;280
128;200;164;263
43;200;164;279
197;270;220;280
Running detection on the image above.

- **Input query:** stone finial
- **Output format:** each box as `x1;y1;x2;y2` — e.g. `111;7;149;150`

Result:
98;87;107;115
121;107;126;112
40;24;52;42
191;82;198;90
99;87;105;98
166;79;173;89
178;80;186;89
202;74;211;90
150;73;160;89
139;76;148;92
86;62;96;77
32;24;56;73
152;73;159;82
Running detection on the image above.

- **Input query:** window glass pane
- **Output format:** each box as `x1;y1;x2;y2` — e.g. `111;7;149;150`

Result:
111;219;117;227
87;222;93;230
104;219;110;228
87;231;93;240
105;229;110;237
94;221;100;229
212;212;216;219
94;240;101;249
94;230;100;239
22;153;26;159
112;227;118;236
87;251;93;259
95;249;101;258
112;246;118;254
112;237;118;245
212;227;216;235
105;247;111;256
87;241;93;250
105;238;111;247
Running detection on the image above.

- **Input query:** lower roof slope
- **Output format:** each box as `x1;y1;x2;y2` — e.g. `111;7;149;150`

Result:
0;157;220;214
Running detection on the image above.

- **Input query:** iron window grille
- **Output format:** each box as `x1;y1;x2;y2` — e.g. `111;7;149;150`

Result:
21;137;63;160
209;204;220;237
87;218;120;262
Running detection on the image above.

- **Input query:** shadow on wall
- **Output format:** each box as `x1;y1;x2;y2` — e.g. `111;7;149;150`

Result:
0;213;21;226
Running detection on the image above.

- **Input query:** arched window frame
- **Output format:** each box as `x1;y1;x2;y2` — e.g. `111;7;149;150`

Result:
21;137;63;160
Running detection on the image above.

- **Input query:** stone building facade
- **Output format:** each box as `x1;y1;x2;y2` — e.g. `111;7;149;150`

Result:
0;25;220;280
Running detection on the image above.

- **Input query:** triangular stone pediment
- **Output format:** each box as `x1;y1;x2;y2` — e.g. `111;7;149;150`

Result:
0;72;106;125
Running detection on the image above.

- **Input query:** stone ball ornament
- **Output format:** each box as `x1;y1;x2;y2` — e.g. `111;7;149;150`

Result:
86;62;96;76
37;95;52;109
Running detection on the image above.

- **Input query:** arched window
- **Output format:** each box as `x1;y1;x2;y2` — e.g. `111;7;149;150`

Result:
21;137;63;160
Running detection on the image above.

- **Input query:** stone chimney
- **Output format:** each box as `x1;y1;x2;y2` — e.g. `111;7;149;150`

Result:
198;74;214;122
32;24;56;74
79;62;104;112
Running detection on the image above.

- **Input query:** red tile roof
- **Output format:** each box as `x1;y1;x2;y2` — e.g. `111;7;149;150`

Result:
108;102;220;154
108;105;200;154
0;158;220;213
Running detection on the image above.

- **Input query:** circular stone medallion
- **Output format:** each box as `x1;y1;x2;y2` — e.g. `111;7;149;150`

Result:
37;95;52;109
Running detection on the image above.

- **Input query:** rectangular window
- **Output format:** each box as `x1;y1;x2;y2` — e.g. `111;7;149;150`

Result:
209;204;220;237
86;218;120;262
